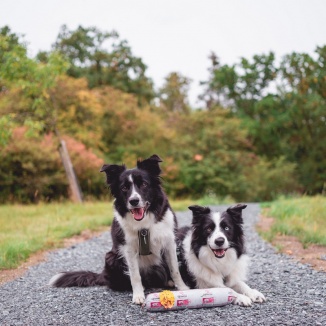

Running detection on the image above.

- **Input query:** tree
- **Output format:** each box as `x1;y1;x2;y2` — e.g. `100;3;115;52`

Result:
0;31;69;140
278;51;326;193
0;30;84;202
168;108;298;200
0;26;27;143
200;47;326;195
48;75;103;149
96;86;175;165
159;72;192;114
200;52;238;109
201;51;277;113
0;26;23;61
45;25;155;104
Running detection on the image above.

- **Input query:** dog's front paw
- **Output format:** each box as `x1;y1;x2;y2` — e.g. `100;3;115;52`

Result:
246;289;266;303
177;283;190;291
166;280;175;288
132;292;145;305
233;294;252;307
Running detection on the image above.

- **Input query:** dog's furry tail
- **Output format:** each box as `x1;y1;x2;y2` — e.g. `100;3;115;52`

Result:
49;271;108;288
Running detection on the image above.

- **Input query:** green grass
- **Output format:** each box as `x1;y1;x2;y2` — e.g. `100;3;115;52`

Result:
260;196;326;247
0;202;113;270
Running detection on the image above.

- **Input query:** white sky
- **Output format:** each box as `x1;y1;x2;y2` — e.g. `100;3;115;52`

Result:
1;0;326;106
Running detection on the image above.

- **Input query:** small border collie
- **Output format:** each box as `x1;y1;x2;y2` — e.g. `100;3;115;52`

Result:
177;204;266;306
50;155;188;304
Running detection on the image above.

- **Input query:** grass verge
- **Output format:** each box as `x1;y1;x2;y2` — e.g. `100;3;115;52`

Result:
0;202;112;270
260;196;326;247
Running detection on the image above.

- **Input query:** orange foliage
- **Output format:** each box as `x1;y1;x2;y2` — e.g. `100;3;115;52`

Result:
63;135;104;176
63;135;105;199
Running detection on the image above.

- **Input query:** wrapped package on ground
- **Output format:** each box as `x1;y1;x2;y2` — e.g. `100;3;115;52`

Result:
145;288;236;311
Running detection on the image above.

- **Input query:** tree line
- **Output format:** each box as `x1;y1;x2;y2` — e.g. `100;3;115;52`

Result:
0;25;325;203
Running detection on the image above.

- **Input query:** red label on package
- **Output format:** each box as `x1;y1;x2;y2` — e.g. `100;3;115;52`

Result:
202;297;214;304
151;302;163;308
177;299;190;306
228;296;234;302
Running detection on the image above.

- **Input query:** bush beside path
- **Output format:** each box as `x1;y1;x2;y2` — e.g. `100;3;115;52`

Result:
0;204;325;326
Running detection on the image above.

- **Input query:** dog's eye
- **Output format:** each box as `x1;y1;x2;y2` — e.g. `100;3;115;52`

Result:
206;228;212;234
224;226;230;231
121;186;128;192
141;181;148;188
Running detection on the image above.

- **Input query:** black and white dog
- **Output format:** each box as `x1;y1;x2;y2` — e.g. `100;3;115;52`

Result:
177;204;266;306
50;155;188;304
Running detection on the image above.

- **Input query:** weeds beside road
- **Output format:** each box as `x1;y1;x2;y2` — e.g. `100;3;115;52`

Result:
260;196;326;247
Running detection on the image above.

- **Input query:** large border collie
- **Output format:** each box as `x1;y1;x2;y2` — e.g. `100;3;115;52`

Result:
50;155;188;304
177;204;266;306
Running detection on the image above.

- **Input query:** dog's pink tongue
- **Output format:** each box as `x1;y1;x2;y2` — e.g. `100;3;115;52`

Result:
132;208;144;221
214;249;226;257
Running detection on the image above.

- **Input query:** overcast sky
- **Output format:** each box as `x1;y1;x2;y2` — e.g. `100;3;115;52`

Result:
2;0;326;106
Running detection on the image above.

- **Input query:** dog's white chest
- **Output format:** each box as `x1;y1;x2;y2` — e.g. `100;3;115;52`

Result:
116;209;176;269
183;233;243;288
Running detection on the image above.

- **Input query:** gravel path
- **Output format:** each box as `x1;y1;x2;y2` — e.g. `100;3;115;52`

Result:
0;204;325;326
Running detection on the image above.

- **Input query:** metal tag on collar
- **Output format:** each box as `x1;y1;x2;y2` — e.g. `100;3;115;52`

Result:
138;228;151;255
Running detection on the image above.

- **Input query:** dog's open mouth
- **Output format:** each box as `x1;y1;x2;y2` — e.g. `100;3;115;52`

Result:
130;202;150;221
211;248;227;258
130;207;145;221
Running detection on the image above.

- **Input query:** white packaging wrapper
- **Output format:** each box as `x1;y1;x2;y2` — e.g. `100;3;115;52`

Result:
145;287;235;311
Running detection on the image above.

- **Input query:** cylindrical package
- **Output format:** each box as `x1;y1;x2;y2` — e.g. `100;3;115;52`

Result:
145;288;235;311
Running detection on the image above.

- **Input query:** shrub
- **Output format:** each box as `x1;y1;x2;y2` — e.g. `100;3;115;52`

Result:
0;128;106;203
0;128;68;203
164;109;300;201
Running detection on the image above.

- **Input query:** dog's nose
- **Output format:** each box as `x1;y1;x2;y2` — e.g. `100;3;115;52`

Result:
129;198;140;207
215;237;225;246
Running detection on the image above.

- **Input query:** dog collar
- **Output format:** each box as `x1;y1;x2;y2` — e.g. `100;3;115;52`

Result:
138;228;152;255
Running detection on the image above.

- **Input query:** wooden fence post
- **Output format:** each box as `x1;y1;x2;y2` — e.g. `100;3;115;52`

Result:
58;139;83;203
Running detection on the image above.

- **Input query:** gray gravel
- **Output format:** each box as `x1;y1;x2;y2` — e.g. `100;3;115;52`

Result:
0;204;325;325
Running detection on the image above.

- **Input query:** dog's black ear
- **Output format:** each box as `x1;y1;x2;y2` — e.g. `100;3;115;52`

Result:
226;204;247;220
100;164;126;186
188;205;210;214
189;205;211;217
137;154;163;175
189;205;211;225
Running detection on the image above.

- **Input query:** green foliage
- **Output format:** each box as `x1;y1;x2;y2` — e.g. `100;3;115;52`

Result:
0;26;22;49
0;128;106;203
48;25;155;104
201;47;326;195
0;24;325;203
277;51;326;193
49;75;104;148
0;128;68;203
166;109;298;201
201;51;277;111
170;109;251;198
240;156;299;202
97;86;174;164
0;115;14;146
0;30;69;142
159;72;192;114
